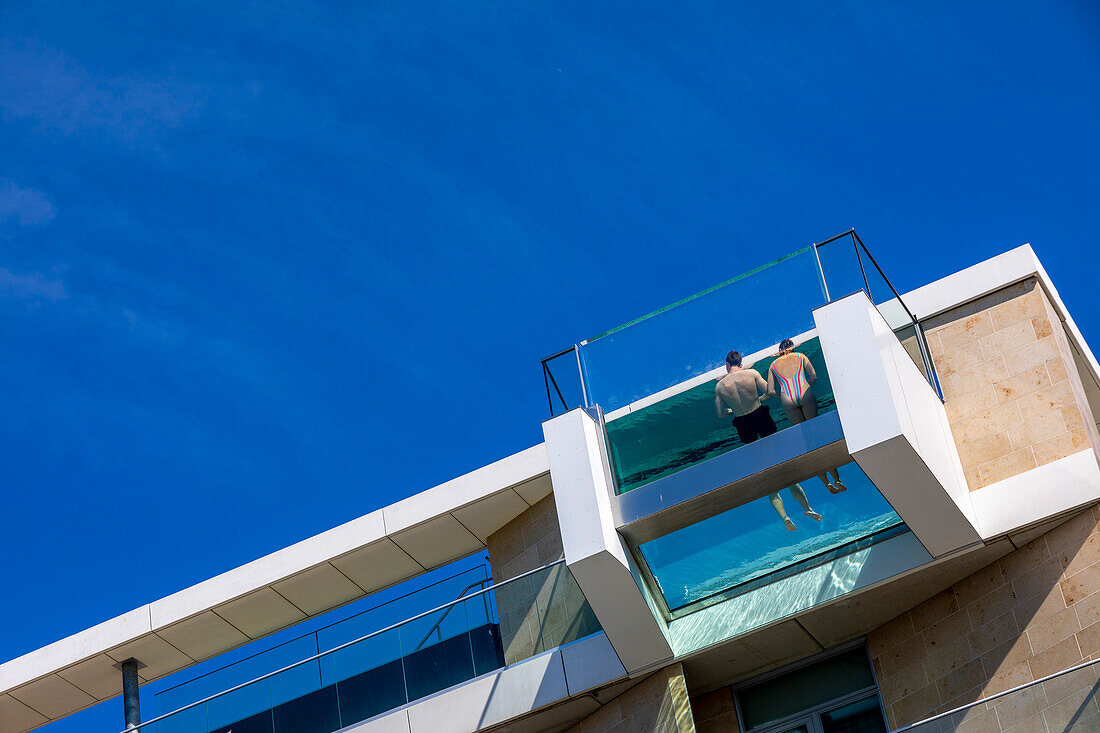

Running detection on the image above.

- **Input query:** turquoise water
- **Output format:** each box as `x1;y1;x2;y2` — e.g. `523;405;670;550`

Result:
605;338;835;493
638;460;904;611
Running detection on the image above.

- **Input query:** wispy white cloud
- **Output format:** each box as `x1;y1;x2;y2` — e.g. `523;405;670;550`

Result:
0;42;206;145
0;267;66;301
0;178;55;226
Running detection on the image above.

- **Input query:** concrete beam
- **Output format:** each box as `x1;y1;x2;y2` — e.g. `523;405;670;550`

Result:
543;409;674;676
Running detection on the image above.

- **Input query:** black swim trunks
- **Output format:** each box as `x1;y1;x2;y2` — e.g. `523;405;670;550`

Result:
732;404;777;444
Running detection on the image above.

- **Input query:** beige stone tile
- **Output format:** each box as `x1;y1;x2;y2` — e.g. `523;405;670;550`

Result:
938;341;987;378
952;706;1001;733
939;312;997;352
979;447;1037;486
1011;336;1062;374
1046;357;1070;385
964;463;983;491
964;401;1024;442
894;683;942;727
1001;711;1047;733
1034;428;1091;466
984;658;1034;696
1040;684;1100;731
956;565;1008;608
982;636;1035;676
959;431;1015;470
690;689;734;725
1008;412;1068;453
995;364;1052;404
1012;559;1066;603
1018;380;1078;421
1032;314;1054;340
1059;532;1100;579
1075;591;1100;630
880;661;931;704
947;387;1001;424
990;682;1046;727
939;685;986;716
1040;660;1100;705
913;589;963;632
881;634;930;678
938;658;987;702
925;610;976;650
1076;621;1100;658
990;287;1046;331
1028;634;1083;678
951;355;1010;395
1001;539;1052;581
925;636;977;680
1026;605;1081;654
870;612;917;656
970;611;1021;658
1062;562;1100;605
1015;585;1068;628
968;583;1020;629
981;320;1041;360
1062;404;1088;433
1046;507;1100;555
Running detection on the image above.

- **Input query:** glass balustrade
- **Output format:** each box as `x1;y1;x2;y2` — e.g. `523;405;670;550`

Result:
139;562;599;733
538;231;941;493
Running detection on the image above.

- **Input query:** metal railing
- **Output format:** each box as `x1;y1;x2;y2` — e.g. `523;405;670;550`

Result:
895;656;1100;732
125;560;568;733
540;228;942;416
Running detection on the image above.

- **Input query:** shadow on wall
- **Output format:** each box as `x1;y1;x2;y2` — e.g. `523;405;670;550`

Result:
870;507;1100;731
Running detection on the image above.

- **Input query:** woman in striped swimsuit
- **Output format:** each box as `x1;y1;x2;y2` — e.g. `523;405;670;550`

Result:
768;338;846;494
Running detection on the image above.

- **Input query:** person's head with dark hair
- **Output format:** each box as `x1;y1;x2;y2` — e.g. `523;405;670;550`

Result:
726;350;742;371
779;338;795;354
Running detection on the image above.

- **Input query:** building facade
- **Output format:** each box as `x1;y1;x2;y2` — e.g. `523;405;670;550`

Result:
2;237;1099;733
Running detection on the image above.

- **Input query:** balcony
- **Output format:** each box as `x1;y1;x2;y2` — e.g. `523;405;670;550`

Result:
542;231;985;673
135;562;600;733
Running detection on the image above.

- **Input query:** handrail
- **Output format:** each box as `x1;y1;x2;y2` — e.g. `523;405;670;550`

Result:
155;563;490;698
893;655;1100;732
123;559;565;733
412;577;492;652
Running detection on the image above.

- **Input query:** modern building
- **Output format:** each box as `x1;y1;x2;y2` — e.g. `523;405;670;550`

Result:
3;232;1100;733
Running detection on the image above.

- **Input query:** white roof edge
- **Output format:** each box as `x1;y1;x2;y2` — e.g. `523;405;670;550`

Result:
899;243;1100;394
0;441;548;696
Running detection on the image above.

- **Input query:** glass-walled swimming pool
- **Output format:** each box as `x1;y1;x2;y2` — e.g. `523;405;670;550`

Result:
542;230;943;420
637;461;904;614
605;336;834;493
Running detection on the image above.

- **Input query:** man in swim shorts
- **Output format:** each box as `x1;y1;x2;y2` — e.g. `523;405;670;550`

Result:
715;350;776;441
716;350;822;531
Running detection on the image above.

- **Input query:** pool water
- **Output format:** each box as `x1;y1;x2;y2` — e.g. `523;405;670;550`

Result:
638;460;904;611
605;337;835;493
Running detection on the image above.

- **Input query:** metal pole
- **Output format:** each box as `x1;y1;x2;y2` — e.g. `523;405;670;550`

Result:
810;240;831;302
121;658;141;730
574;345;590;408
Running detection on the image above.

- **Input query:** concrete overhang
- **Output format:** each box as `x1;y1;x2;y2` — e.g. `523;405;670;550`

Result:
0;444;552;733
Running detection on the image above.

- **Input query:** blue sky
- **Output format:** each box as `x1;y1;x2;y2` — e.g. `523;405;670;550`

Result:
1;1;1098;730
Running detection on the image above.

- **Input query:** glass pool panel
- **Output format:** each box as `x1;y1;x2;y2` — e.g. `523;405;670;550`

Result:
605;336;835;493
578;248;827;414
638;461;904;611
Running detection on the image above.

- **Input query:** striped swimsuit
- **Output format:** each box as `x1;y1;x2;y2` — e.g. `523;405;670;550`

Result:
773;353;811;406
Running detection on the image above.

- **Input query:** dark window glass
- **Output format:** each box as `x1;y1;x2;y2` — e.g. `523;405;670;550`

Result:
209;710;274;733
470;624;505;677
739;649;875;729
402;632;475;701
337;658;407;727
272;685;340;733
821;696;887;733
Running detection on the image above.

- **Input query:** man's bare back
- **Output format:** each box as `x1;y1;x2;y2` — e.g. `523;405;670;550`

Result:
715;368;769;418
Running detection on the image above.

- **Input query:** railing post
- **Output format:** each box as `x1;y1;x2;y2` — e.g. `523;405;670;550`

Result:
119;658;142;730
